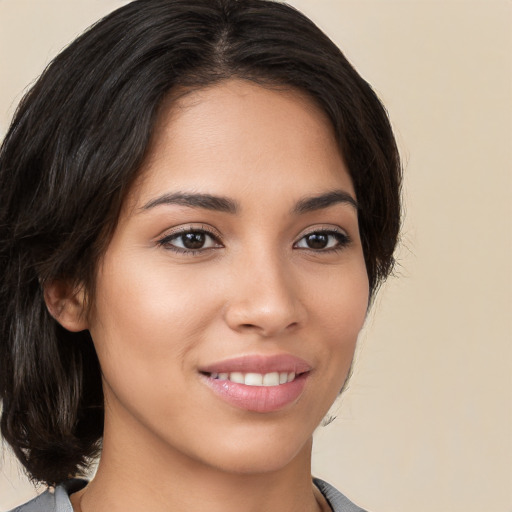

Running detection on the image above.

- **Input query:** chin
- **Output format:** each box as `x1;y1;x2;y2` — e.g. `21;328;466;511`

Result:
180;421;313;476
204;446;310;476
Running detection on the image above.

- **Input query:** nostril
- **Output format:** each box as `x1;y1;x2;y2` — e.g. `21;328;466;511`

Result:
224;296;305;337
238;320;299;336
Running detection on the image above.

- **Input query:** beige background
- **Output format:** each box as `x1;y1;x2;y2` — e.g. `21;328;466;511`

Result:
0;0;510;511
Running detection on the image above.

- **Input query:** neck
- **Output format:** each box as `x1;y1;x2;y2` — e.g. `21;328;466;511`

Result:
73;409;324;512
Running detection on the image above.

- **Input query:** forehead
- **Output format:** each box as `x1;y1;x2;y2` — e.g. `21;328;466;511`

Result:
129;79;353;210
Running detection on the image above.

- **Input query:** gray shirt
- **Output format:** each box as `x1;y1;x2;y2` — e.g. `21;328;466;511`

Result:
9;478;367;512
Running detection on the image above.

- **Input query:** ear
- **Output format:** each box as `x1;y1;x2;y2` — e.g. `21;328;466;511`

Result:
43;280;89;332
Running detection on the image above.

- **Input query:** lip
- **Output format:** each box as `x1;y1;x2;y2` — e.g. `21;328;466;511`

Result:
199;354;312;375
199;354;312;413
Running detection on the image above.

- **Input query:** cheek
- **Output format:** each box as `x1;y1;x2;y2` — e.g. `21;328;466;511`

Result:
87;257;220;401
305;259;369;381
307;258;369;335
91;254;218;345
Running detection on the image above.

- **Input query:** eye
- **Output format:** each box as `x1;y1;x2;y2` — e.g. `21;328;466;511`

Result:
157;228;222;253
294;230;350;251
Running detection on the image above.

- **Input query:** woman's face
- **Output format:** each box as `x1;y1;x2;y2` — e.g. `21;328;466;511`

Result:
87;79;369;475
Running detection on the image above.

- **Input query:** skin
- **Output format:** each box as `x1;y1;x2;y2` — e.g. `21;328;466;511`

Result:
54;79;369;512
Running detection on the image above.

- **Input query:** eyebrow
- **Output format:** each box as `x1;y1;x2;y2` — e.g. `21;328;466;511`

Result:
293;190;358;214
141;189;358;215
142;192;238;214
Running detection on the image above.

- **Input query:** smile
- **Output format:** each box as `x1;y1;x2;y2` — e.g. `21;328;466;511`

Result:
208;371;296;386
199;354;311;412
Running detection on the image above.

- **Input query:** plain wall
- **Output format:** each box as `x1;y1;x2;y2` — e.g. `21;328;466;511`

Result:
1;1;510;511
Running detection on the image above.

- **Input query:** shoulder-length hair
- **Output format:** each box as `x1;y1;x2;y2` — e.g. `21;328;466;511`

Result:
0;0;401;485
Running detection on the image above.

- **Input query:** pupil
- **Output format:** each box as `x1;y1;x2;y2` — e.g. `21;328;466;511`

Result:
183;232;205;249
307;233;328;249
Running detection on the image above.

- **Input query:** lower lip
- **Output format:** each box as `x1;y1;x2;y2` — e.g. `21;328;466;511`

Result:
201;373;309;413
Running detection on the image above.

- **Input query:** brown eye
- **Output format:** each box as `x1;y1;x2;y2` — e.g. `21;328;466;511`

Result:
295;230;349;251
182;232;207;249
158;229;221;253
304;233;329;249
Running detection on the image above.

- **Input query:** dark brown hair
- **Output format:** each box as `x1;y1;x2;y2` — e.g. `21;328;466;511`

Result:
0;0;401;485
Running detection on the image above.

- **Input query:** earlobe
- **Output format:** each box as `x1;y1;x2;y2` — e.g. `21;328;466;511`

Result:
43;280;89;332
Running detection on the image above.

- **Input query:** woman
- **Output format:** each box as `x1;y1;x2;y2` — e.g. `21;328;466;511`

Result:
0;0;401;511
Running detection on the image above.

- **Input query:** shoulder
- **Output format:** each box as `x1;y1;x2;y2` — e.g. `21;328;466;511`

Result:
7;479;87;512
10;478;362;512
314;478;369;512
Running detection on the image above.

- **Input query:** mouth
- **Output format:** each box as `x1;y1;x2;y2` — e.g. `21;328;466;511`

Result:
199;354;311;412
204;371;299;386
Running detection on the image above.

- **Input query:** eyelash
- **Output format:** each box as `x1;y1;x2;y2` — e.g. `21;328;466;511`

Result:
156;227;222;256
156;227;350;255
294;229;351;253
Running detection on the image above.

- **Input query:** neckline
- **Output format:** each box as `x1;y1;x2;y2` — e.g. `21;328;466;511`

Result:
59;477;334;512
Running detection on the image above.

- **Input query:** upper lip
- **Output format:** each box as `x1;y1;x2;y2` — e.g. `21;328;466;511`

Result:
199;354;312;375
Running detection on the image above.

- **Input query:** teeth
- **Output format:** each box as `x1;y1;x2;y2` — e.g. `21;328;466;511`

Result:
245;373;263;386
262;372;279;386
229;372;245;384
210;371;297;386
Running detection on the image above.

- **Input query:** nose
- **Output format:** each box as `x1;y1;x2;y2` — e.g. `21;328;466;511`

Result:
223;250;306;338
